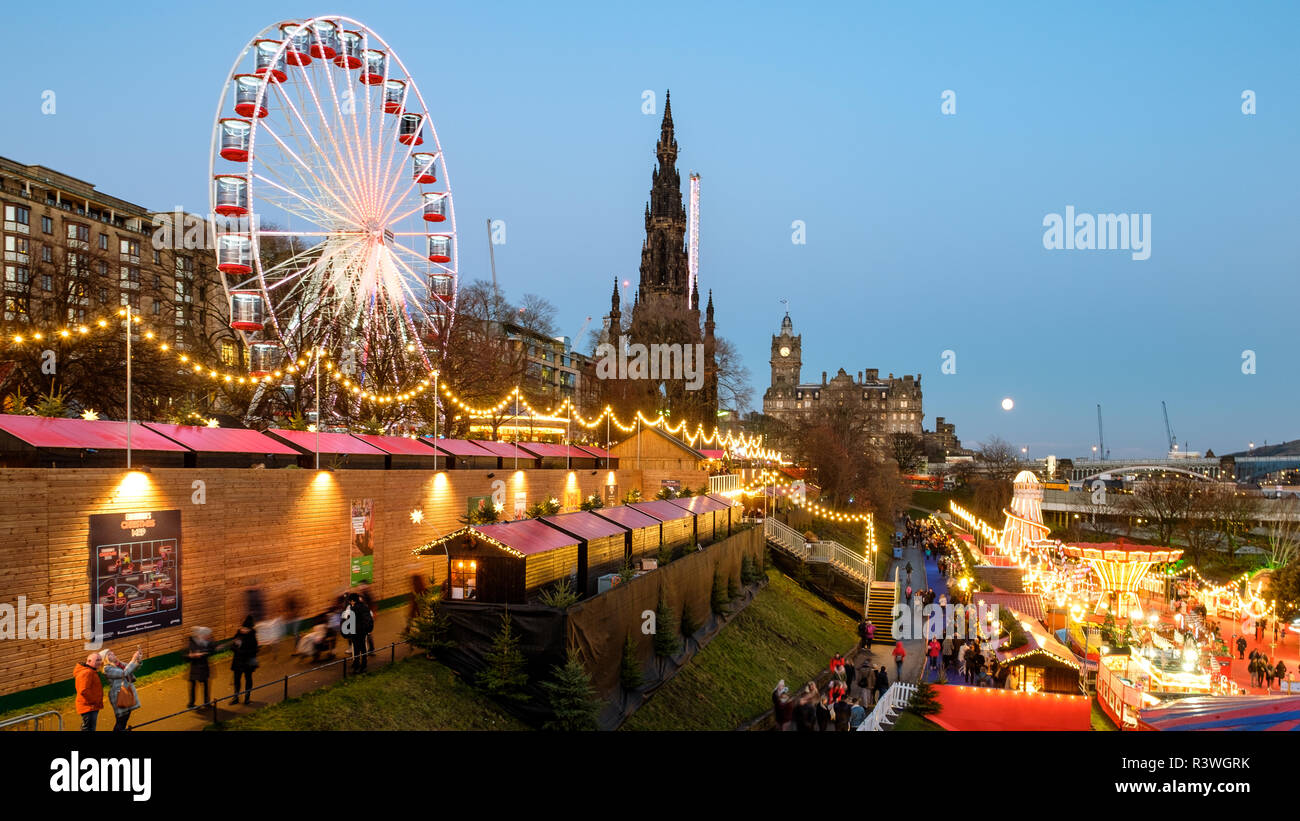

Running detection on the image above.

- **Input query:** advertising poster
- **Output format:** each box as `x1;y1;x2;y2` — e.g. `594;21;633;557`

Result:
513;491;527;520
604;484;619;507
89;509;182;641
466;494;492;521
350;499;374;586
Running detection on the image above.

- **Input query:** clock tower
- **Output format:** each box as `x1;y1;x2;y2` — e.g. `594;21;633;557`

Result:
764;312;801;409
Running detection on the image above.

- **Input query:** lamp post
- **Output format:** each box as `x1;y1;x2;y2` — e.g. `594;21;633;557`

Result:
432;370;439;471
124;305;132;470
314;347;321;470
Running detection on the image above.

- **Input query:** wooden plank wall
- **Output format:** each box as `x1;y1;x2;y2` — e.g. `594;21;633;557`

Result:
0;465;688;696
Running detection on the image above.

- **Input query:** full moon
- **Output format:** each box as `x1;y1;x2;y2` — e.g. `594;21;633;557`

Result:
1001;398;1015;411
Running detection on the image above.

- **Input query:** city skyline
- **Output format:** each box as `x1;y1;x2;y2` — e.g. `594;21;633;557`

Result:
2;2;1296;458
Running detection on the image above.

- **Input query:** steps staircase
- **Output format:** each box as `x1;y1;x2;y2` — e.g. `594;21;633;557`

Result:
866;581;897;642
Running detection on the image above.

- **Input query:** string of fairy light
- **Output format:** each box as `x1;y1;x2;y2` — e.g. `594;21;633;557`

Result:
0;312;784;458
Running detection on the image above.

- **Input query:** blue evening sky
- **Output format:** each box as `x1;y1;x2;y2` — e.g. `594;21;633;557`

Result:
3;2;1296;458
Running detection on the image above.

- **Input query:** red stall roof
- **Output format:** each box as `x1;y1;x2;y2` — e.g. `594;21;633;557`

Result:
699;449;725;460
0;414;188;451
669;494;730;514
142;422;298;455
424;438;493;457
474;519;579;556
576;445;610;459
929;685;1091;731
348;433;438;456
592;505;663;530
515;441;596;460
541;510;629;541
267;429;386;456
629;500;695;522
471;439;534;459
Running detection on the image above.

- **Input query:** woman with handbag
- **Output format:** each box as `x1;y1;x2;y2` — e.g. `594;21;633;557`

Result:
103;648;143;732
230;616;260;705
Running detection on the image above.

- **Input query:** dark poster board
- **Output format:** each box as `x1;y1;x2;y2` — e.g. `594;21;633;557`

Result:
89;509;182;641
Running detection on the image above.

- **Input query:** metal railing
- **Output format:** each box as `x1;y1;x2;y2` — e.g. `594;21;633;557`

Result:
857;681;916;731
764;517;808;558
807;540;871;582
129;638;415;730
0;710;63;731
708;474;740;495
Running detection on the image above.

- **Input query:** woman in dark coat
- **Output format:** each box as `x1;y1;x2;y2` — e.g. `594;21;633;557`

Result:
230;616;259;705
185;627;215;709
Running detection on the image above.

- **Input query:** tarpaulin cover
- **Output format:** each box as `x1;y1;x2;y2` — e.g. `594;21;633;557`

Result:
142;422;299;454
540;511;629;541
929;685;1091;731
669;494;730;514
475;519;579;556
566;526;766;729
266;428;386;455
424;438;493;457
429;526;765;729
628;500;695;522
1138;696;1300;731
591;505;662;530
348;433;439;456
0;414;188;451
470;439;533;459
435;602;569;725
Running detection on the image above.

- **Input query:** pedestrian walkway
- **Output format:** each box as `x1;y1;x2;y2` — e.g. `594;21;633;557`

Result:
880;541;928;685
48;605;414;731
1222;622;1300;696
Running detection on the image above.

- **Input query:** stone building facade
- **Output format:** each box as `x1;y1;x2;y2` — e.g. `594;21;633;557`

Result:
761;312;923;447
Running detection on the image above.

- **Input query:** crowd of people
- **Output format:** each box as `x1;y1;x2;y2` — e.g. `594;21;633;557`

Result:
73;583;380;731
771;651;891;731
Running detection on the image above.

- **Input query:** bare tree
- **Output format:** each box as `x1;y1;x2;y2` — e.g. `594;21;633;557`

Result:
1121;475;1198;546
514;292;558;338
889;432;925;473
975;435;1021;480
1265;500;1300;568
712;336;752;415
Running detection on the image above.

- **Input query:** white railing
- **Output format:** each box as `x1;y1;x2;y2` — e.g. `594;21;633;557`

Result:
708;474;740;496
764;517;808;558
858;682;917;731
808;540;870;581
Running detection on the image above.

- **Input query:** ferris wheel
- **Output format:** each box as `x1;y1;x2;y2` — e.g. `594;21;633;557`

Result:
207;16;456;385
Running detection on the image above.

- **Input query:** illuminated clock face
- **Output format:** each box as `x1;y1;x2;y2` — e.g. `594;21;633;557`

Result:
779;346;791;357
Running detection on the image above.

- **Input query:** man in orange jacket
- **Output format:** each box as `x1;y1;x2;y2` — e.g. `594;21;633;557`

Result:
75;652;104;732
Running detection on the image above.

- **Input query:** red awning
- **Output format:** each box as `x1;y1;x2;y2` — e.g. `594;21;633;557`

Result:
541;510;629;540
142;423;298;455
699;449;725;460
929;685;1091;731
475;519;578;556
592;505;663;530
348;433;439;456
576;445;609;459
471;439;534;459
629;500;695;522
669;495;730;514
424;438;493;457
0;414;188;451
267;429;386;455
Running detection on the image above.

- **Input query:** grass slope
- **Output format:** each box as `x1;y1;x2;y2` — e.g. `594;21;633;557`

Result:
222;656;528;731
622;568;859;731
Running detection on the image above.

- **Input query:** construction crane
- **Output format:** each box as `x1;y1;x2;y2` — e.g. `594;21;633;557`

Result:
1162;401;1177;453
571;316;592;352
486;218;500;319
1096;404;1106;460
